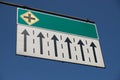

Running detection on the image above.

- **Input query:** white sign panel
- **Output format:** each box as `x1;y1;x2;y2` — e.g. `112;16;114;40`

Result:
16;24;105;67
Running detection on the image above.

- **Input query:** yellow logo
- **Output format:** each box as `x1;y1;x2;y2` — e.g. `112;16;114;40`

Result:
21;11;39;25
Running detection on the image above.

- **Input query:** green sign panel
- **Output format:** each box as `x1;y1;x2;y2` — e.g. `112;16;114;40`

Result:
17;8;98;39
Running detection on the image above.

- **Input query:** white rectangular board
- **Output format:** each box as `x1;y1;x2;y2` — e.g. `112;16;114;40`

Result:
16;24;105;67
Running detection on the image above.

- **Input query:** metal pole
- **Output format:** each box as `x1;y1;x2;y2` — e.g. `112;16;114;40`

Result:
0;1;95;23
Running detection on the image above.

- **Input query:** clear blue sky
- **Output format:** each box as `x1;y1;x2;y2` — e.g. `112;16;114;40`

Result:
0;0;120;80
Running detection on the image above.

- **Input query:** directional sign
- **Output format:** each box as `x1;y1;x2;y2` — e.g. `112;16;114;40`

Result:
16;8;105;68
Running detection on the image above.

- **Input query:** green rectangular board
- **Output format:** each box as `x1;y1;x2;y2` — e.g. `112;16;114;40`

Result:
17;8;98;39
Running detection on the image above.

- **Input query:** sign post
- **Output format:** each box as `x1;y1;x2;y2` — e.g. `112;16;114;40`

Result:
16;8;105;68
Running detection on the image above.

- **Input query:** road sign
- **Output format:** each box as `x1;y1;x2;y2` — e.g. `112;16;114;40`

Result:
21;11;39;25
16;8;105;67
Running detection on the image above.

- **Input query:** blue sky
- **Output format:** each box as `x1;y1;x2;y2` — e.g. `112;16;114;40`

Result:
0;0;120;80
